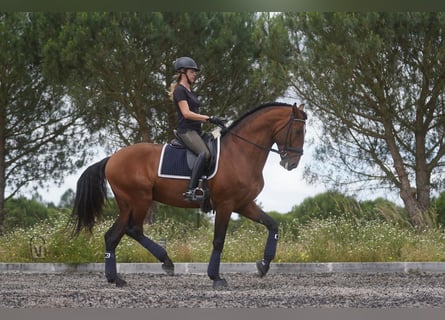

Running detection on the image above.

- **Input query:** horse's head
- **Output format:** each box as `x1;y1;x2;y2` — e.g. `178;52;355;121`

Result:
274;104;307;171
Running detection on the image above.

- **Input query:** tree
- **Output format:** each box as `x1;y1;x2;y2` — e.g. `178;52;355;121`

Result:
432;191;445;227
4;196;50;230
282;12;445;227
289;191;362;225
58;188;75;208
0;13;93;232
44;12;290;150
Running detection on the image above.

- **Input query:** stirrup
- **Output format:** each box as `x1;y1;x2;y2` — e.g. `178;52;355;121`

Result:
183;187;207;202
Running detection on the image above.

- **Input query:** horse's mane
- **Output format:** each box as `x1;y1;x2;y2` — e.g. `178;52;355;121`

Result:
221;101;296;136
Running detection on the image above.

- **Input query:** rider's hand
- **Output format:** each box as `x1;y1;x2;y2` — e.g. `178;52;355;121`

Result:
208;116;226;127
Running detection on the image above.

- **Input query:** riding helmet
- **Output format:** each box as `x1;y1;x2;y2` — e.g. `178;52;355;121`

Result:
174;57;200;72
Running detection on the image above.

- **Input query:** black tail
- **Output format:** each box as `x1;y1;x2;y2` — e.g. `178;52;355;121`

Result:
71;157;111;236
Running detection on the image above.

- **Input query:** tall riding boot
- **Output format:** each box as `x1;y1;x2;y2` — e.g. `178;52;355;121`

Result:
183;152;207;201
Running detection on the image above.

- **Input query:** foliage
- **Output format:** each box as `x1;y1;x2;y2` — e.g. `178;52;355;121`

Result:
432;191;445;227
1;12;291;231
3;197;50;230
289;191;364;224
281;12;445;227
297;216;445;262
153;202;211;228
70;196;212;227
58;188;75;208
2;191;445;263
44;12;289;149
1;213;445;264
0;13;95;231
3;11;445;257
287;191;410;228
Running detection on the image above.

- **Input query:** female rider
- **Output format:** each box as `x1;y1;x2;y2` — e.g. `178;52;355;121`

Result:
168;56;224;201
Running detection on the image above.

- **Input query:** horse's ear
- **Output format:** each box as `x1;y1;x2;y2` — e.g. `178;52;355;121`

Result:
293;103;305;114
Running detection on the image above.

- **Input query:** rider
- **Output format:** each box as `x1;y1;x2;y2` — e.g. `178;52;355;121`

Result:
168;56;225;201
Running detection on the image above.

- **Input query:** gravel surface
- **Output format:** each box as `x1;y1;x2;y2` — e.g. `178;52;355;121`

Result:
1;272;445;308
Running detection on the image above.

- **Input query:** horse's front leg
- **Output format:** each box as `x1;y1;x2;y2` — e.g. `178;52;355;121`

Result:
255;210;279;277
207;209;231;289
238;202;278;278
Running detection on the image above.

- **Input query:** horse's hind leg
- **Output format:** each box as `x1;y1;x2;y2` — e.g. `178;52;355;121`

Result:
104;219;128;287
125;210;174;276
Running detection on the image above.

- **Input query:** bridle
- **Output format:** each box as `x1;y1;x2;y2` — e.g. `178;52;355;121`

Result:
228;111;306;161
277;116;306;159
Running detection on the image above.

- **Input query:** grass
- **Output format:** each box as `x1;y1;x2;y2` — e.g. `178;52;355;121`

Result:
1;213;445;263
297;216;445;262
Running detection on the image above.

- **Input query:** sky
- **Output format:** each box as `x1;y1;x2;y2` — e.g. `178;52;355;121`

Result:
255;151;326;212
34;144;325;213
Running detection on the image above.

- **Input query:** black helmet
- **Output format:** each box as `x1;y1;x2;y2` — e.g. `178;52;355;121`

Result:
174;56;200;72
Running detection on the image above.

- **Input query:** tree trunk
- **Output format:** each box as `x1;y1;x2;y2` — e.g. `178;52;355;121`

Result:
399;188;426;227
414;114;432;225
383;118;431;228
0;117;5;233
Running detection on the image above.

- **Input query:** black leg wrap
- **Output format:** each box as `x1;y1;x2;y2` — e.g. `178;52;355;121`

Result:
105;252;127;287
126;225;174;276
207;249;222;280
264;230;278;261
258;212;278;278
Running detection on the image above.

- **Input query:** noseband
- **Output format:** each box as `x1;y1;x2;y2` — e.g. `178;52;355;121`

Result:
228;111;306;159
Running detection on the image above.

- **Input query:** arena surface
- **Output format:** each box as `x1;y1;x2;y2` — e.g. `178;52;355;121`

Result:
1;270;445;308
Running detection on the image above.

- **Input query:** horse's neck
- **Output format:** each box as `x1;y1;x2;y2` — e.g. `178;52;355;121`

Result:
223;109;283;169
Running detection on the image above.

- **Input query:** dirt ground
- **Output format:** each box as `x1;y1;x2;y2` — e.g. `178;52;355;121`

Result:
1;271;445;308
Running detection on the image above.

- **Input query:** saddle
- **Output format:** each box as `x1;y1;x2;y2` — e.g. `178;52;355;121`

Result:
158;132;220;179
158;132;220;212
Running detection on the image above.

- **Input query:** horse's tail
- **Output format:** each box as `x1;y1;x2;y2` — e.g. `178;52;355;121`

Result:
70;157;111;237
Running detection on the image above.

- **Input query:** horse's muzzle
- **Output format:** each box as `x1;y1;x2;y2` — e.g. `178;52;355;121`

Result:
280;157;301;171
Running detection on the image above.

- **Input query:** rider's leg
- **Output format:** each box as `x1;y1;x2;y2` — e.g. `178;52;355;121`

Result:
177;130;210;201
184;151;207;198
178;130;210;158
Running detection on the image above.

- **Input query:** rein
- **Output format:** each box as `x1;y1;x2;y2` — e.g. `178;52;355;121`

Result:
227;113;305;158
229;131;282;155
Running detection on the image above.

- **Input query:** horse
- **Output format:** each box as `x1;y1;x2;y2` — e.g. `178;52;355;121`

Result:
71;102;307;289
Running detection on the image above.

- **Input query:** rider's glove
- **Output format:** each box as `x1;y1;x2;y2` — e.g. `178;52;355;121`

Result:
208;116;226;127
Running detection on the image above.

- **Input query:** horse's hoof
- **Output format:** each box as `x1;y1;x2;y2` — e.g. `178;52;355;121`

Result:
107;276;127;287
212;278;228;289
162;258;175;276
162;262;175;276
256;259;270;277
115;277;127;287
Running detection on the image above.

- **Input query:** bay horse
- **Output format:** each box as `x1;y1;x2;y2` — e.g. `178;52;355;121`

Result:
71;102;306;288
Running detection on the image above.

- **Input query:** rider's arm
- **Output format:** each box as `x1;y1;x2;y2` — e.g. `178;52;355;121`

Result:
178;100;210;122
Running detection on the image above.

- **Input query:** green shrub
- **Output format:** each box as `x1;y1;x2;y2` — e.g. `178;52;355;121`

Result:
297;216;445;262
1;214;445;263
